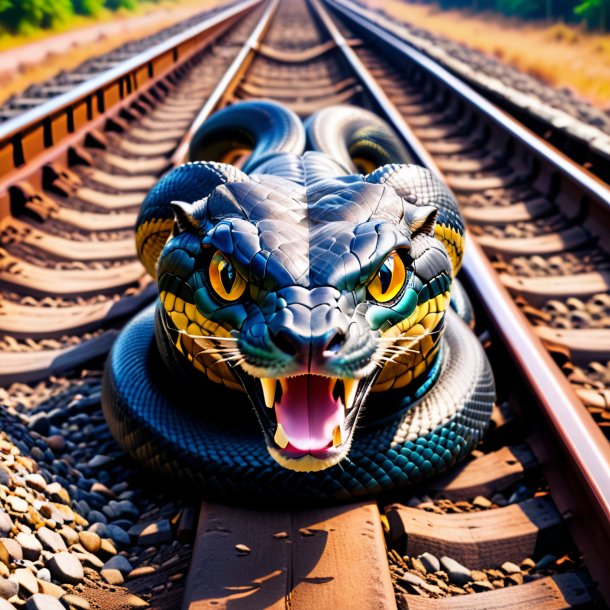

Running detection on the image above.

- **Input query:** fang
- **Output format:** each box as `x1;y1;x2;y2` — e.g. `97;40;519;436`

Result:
274;424;289;449
343;379;358;410
261;378;276;409
333;425;344;447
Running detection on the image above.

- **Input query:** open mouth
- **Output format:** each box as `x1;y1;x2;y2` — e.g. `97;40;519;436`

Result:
249;374;365;471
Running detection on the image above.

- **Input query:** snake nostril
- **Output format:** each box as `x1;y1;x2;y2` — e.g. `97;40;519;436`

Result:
325;331;345;354
269;329;300;357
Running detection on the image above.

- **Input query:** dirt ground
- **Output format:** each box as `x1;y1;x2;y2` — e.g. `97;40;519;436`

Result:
365;0;610;109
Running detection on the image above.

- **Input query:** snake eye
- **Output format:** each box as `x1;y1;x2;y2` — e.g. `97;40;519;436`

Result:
208;251;247;302
368;251;407;303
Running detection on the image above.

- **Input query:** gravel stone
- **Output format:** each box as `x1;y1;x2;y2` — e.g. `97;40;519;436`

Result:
472;580;495;591
110;501;139;521
99;538;116;557
410;557;426;573
73;551;103;570
137;519;172;547
87;456;112;469
112;519;133;531
472;496;492;509
87;511;107;525
45;484;70;505
507;573;524;585
100;568;124;585
0;514;12;536
77;532;100;554
90;483;114;499
28;415;50;436
418;552;440;573
535;554;557;570
45;436;65;453
125;595;148;608
440;556;471;586
470;570;487;581
127;566;155;579
0;540;21;562
103;555;133;575
25;475;46;493
490;493;507;507
0;468;11;488
16;533;42;561
0;599;15;610
37;527;66;553
0;361;200;607
61;594;90;610
47;552;84;585
0;577;18;599
37;579;64;598
105;525;130;547
25;594;64;610
521;558;536;570
0;544;12;568
87;523;106;537
13;567;38;595
398;571;427;590
58;526;79;546
7;497;27;513
501;561;521;574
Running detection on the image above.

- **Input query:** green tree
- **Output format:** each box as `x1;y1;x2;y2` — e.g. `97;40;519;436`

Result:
73;0;105;16
496;0;546;18
575;0;609;31
104;0;138;10
0;0;74;34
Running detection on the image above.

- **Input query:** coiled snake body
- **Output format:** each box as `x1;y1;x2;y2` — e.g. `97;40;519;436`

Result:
102;101;495;503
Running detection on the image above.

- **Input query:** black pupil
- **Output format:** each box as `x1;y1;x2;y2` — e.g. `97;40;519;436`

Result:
379;263;392;293
220;262;235;293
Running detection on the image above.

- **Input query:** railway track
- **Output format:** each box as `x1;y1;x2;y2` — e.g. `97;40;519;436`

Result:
347;1;610;185
323;0;610;432
0;2;242;123
0;0;609;608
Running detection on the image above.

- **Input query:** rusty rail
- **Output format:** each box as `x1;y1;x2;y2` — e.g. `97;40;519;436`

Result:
324;0;610;216
320;0;610;602
0;0;262;189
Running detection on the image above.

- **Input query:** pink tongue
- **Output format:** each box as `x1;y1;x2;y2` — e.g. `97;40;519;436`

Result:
275;376;344;452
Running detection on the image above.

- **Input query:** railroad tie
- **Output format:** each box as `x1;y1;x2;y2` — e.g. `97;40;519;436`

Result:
425;445;537;500
399;573;591;609
385;496;564;569
183;501;396;610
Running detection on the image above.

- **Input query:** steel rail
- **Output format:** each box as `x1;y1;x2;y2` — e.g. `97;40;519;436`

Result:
172;0;280;164
315;0;610;601
0;0;263;183
325;0;610;216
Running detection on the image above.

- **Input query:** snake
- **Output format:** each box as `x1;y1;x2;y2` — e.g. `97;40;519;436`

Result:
102;100;495;504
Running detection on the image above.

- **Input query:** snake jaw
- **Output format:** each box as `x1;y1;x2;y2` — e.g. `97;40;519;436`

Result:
249;374;371;472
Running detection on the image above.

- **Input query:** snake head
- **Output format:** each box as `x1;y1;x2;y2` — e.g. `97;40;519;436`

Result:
153;162;456;472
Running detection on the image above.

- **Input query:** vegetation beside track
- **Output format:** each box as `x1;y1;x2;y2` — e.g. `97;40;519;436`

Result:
0;0;222;106
0;0;213;50
368;0;610;108
406;0;609;32
0;0;159;36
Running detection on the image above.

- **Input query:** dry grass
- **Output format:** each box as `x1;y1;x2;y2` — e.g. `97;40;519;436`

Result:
366;0;610;109
0;0;223;105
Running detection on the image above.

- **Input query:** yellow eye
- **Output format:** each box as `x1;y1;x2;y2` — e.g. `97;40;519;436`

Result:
208;251;247;302
368;252;407;303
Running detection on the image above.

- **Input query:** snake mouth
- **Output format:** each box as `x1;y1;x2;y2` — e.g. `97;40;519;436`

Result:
254;374;365;472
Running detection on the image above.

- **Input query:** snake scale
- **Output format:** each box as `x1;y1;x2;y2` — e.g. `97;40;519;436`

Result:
102;100;495;504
